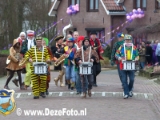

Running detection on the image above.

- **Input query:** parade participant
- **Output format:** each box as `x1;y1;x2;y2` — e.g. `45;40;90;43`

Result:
4;39;25;90
74;37;99;98
51;35;65;87
42;38;54;95
115;34;139;99
64;37;76;90
73;31;79;43
22;36;50;99
74;36;85;95
12;32;26;87
90;31;104;87
110;33;125;87
20;30;36;89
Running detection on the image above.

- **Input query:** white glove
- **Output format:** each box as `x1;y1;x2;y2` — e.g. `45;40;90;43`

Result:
118;57;122;61
135;57;139;61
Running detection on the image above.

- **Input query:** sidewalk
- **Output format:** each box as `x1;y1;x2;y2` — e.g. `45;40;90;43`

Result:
0;70;160;120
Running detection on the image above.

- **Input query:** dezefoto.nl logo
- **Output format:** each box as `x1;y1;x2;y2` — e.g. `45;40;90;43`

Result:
16;108;87;116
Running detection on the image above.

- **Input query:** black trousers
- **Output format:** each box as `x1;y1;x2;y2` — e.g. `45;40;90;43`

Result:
81;75;93;93
5;70;22;87
93;63;101;84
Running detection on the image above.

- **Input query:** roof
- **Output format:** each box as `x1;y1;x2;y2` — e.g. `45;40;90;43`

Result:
48;0;126;16
100;0;126;15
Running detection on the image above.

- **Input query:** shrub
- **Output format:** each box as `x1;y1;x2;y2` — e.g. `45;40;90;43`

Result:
100;57;110;68
0;50;9;55
102;45;111;59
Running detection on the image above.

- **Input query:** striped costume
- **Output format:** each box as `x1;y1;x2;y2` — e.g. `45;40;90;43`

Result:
24;46;50;96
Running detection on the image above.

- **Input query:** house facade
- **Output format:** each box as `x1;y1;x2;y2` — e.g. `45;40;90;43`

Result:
48;0;160;46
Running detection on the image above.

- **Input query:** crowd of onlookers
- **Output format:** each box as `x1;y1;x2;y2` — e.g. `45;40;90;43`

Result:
138;40;160;69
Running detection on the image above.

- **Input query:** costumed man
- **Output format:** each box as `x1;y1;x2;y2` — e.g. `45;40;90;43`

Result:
74;37;99;98
20;30;36;89
5;39;25;90
75;36;85;95
51;35;65;87
23;36;50;99
90;31;104;87
12;32;26;87
42;38;54;95
115;34;139;99
63;37;76;90
110;33;125;88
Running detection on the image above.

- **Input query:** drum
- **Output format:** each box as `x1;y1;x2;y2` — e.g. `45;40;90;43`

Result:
79;62;93;75
33;62;48;75
122;60;136;70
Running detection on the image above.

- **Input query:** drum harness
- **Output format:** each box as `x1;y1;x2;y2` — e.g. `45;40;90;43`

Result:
81;46;92;80
34;46;48;75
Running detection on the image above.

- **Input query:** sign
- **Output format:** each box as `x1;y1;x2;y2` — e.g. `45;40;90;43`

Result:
0;89;16;116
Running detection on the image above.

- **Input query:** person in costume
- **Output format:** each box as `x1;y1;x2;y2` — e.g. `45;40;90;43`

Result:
90;31;104;87
42;38;54;95
115;34;139;99
73;31;79;43
4;39;25;90
74;37;99;98
75;36;85;95
12;32;26;87
51;35;65;87
111;33;125;87
63;37;76;90
20;30;36;89
23;36;50;99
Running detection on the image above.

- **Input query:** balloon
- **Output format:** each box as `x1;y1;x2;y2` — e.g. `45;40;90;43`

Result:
126;13;129;16
72;10;77;14
137;8;141;12
126;16;131;20
129;19;133;23
129;12;133;16
139;11;144;14
132;9;136;13
134;14;138;18
76;6;79;11
131;15;135;19
138;14;142;18
135;11;139;14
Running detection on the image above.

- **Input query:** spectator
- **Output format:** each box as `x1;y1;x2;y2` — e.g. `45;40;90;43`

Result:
139;44;146;69
145;41;153;66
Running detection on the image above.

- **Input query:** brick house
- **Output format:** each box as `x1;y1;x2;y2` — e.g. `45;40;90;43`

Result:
48;0;160;46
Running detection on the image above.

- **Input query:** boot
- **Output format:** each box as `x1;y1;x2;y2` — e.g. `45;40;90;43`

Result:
81;92;87;98
88;89;92;97
59;70;64;87
54;71;62;86
33;96;39;99
40;92;46;98
54;77;59;86
4;85;10;90
12;78;19;87
70;82;75;90
68;84;71;89
20;85;25;90
46;89;49;95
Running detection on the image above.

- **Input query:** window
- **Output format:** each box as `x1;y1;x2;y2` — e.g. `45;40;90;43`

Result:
156;0;160;9
133;0;147;10
87;0;99;12
68;0;80;6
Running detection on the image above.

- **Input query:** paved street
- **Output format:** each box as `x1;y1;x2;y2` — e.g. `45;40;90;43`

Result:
0;69;160;120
